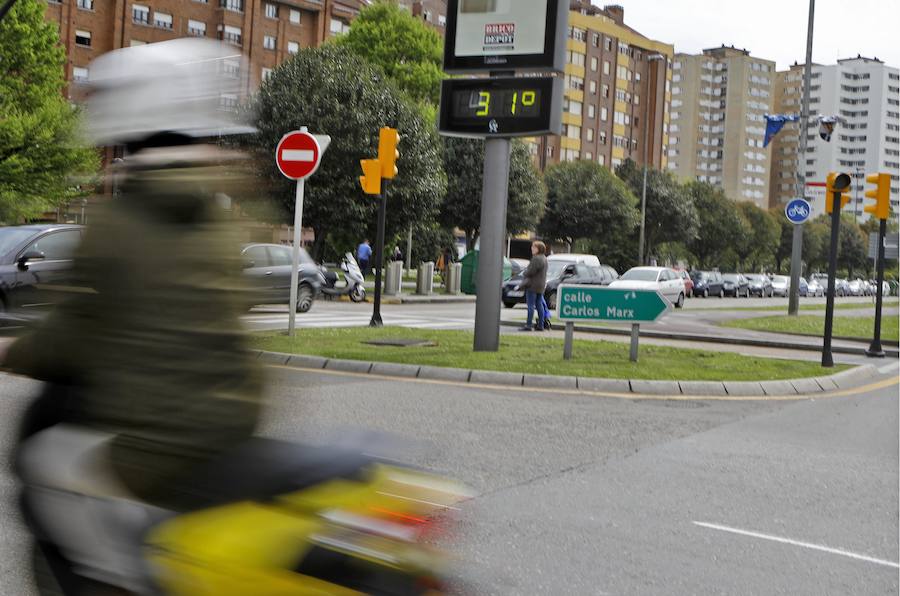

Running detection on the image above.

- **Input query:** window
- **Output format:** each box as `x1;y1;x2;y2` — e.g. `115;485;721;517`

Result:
74;29;91;47
77;0;92;10
567;51;585;67
600;107;608;121
287;41;299;54
566;75;584;91
219;93;238;110
603;61;610;75
635;72;641;82
290;9;301;23
599;154;606;166
565;125;581;139
563;149;580;162
605;38;612;51
264;35;276;50
601;84;609;98
154;12;172;29
242;246;269;267
188;19;206;36
590;56;598;72
589;80;597;94
330;18;348;34
564;99;582;115
221;0;243;11
591;33;600;47
265;2;277;18
586;128;594;142
585;152;593;161
438;14;446;26
599;131;607;144
72;66;89;82
569;27;586;42
220;25;242;46
262;67;273;81
132;4;149;24
588;104;595;119
23;231;81;261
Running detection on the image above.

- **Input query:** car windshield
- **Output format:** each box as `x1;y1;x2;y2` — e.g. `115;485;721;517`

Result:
772;276;789;283
0;227;38;257
723;274;740;282
691;271;707;280
547;260;568;278
620;269;659;282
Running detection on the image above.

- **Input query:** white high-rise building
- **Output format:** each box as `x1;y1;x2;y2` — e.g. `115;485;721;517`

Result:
770;56;900;221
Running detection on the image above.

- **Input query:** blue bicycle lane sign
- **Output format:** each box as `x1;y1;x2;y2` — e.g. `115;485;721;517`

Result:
785;198;812;224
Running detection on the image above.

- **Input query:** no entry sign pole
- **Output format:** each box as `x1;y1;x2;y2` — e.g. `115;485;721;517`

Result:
276;127;330;336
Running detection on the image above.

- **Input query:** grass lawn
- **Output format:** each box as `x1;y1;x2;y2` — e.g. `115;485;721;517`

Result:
252;327;844;382
687;299;898;313
723;314;899;341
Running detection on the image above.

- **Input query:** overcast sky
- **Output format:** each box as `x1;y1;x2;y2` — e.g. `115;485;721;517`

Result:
596;0;900;71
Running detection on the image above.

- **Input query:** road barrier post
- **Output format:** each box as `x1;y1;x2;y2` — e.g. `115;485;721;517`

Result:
563;321;574;360
629;324;640;362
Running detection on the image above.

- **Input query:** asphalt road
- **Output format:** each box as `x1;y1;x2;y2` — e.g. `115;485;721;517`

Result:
1;363;897;595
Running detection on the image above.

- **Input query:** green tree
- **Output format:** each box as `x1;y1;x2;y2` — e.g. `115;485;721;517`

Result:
615;159;697;264
837;215;868;278
0;0;97;223
771;211;795;274
540;160;639;268
736;202;779;272
803;218;831;274
441;137;545;250
334;1;444;106
243;45;446;260
684;181;743;269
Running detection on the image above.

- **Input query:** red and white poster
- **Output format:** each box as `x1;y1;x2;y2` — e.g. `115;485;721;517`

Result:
455;0;548;57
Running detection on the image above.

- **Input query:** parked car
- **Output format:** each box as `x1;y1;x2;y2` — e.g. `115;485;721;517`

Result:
746;274;773;297
676;270;693;298
722;273;750;298
847;278;867;296
834;278;850;297
770;275;790;297
806;277;825;297
0;224;84;323
609;266;686;308
241;243;325;312
798;277;809;297
502;260;613;309
689;270;725;298
509;258;529;277
547;253;602;268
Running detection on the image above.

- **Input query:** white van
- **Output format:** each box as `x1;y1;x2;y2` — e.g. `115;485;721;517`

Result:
547;253;601;268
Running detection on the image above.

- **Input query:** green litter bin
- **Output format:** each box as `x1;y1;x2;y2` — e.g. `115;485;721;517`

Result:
459;250;513;295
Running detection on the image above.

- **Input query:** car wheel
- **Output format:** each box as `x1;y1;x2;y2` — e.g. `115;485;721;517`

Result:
675;292;684;308
503;301;516;309
349;285;366;303
296;284;314;313
703;288;709;298
718;288;725;298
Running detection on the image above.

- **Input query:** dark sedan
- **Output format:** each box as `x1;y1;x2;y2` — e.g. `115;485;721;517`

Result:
0;224;83;323
722;273;750;297
745;274;773;297
242;243;325;312
689;270;725;298
502;262;616;309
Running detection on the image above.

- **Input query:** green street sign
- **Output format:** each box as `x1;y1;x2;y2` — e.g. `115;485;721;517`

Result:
557;285;670;323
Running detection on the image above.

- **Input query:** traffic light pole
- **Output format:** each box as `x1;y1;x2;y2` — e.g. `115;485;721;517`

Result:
866;217;887;357
370;182;388;328
821;190;841;367
473;137;511;352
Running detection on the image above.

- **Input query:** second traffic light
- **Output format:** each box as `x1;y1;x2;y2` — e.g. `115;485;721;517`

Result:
378;127;400;179
359;159;382;195
864;172;891;220
825;171;852;215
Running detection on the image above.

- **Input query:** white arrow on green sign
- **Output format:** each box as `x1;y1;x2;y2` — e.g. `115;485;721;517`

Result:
557;285;671;323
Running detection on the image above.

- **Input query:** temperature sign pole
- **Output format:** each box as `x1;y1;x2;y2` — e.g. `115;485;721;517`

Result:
275;128;330;336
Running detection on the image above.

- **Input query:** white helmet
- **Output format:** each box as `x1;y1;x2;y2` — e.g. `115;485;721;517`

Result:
84;38;256;147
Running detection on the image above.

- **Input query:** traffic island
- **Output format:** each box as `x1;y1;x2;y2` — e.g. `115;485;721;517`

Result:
721;314;899;343
249;327;874;398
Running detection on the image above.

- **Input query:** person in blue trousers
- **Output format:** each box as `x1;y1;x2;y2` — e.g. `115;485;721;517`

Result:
519;241;548;331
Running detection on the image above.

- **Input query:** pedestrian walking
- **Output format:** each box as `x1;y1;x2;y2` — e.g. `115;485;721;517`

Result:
519;241;548;331
357;239;372;277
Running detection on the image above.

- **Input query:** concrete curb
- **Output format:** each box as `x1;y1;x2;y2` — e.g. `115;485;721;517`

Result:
256;351;881;398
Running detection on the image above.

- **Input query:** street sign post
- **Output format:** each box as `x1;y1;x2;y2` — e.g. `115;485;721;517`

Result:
275;128;331;336
784;198;811;224
785;198;811;318
557;285;671;362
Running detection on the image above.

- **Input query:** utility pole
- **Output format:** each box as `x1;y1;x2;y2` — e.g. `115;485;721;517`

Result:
788;0;816;316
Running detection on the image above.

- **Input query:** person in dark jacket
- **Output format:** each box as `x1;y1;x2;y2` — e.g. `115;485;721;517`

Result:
519;241;548;331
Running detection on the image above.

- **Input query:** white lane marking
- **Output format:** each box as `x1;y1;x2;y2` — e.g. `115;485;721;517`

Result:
281;149;315;162
693;521;900;569
877;362;899;374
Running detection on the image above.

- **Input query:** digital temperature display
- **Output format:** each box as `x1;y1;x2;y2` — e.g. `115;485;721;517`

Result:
451;88;542;119
438;76;562;138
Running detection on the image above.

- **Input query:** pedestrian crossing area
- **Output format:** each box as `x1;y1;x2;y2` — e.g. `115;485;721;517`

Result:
242;310;474;331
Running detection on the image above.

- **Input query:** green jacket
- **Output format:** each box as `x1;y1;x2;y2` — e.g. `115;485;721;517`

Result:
7;153;264;507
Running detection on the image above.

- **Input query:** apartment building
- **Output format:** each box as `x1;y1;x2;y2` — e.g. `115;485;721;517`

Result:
769;56;900;221
398;0;446;30
667;46;775;209
45;0;367;102
533;2;673;172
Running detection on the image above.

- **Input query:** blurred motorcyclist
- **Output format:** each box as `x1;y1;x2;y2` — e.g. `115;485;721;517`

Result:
6;38;264;590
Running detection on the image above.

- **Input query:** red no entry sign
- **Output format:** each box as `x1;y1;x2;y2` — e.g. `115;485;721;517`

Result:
276;130;321;180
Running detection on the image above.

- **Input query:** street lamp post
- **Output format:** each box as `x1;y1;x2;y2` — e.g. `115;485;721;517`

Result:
638;53;666;266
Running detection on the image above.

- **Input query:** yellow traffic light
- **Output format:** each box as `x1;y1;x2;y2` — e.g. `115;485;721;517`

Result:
378;127;400;179
359;159;382;195
864;172;891;220
825;171;852;214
